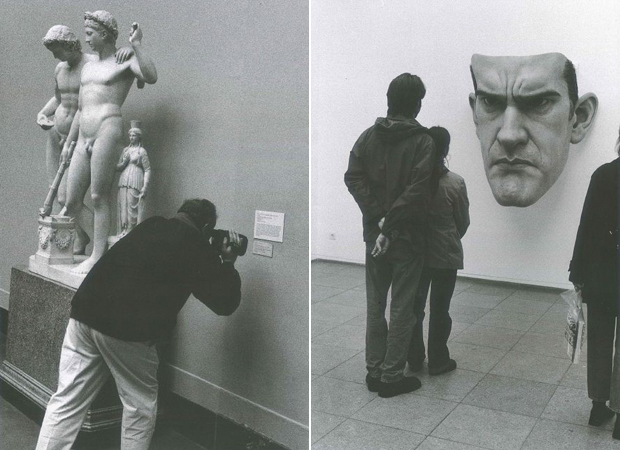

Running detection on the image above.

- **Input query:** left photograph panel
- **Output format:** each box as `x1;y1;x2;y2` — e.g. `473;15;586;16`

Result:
0;2;309;449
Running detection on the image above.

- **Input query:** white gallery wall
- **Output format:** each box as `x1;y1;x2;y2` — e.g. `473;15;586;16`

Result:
312;0;620;288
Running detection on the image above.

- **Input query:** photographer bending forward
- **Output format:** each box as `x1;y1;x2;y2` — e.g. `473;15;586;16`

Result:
36;199;242;450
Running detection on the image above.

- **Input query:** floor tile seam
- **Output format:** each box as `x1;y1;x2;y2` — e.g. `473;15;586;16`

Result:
425;431;498;450
446;401;544;426
319;350;364;376
457;396;546;421
310;341;365;352
346;412;436;437
341;313;366;327
410;368;486;404
453;330;527;350
516;416;543;450
537;414;616;434
401;393;461;440
492;303;555;316
497;348;574;366
310;322;340;339
483;365;567;389
346;416;430;438
507;345;572;362
455;321;529;336
446;322;472;342
480;304;545;321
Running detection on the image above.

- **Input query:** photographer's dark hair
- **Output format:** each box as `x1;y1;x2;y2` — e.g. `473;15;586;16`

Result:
178;198;217;229
387;73;426;117
427;126;451;195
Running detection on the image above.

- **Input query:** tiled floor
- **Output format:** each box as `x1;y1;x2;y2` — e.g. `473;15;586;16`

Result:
312;260;619;450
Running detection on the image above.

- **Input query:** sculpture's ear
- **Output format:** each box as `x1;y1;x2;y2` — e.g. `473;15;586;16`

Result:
570;93;598;144
469;93;478;125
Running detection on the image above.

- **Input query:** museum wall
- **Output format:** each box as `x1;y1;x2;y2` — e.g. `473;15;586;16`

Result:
312;0;620;288
0;1;308;448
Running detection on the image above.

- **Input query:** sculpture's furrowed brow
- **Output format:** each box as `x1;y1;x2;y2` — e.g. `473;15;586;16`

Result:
513;90;561;102
474;89;505;100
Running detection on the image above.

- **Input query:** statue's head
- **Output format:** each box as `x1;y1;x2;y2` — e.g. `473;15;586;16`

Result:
128;120;142;145
386;73;426;118
469;53;598;207
43;25;81;60
84;10;118;48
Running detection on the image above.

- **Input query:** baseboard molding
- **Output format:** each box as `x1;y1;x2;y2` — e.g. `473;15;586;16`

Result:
311;258;571;290
164;363;308;450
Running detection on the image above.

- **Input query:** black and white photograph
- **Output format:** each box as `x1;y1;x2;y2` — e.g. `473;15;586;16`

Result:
311;1;620;449
0;1;308;449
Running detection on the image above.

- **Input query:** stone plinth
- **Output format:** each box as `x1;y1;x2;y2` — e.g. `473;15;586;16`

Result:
28;255;86;290
0;266;122;431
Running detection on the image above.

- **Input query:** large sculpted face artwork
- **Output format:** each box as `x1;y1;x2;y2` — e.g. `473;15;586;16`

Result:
469;53;598;207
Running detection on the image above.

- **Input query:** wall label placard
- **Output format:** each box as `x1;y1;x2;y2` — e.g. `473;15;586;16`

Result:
252;240;274;258
254;210;285;242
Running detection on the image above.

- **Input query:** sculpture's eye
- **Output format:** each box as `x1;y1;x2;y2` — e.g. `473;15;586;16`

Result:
479;96;502;109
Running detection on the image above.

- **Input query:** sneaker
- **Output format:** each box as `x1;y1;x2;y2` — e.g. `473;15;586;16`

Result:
428;359;457;376
589;401;615;426
365;374;382;393
613;414;620;440
378;376;421;398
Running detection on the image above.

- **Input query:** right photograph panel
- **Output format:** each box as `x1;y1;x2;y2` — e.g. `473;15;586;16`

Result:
311;0;620;448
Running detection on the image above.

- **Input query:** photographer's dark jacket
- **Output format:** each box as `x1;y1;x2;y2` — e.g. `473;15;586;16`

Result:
71;214;241;341
569;157;619;310
345;115;436;248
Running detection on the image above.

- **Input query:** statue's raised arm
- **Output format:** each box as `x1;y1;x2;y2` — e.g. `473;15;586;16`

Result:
127;23;157;85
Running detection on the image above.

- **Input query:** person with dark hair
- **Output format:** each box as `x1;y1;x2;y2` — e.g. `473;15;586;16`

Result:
36;198;242;450
468;53;598;207
407;126;470;376
569;130;620;440
345;73;436;398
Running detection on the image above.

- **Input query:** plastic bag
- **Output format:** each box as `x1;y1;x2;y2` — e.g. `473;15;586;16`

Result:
561;289;586;363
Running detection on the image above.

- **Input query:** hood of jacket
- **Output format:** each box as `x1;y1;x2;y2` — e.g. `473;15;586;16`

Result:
374;115;426;143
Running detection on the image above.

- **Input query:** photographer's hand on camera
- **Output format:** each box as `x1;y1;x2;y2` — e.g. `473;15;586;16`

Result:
221;231;240;264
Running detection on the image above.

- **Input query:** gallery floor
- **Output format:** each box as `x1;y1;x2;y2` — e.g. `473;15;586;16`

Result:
312;260;619;450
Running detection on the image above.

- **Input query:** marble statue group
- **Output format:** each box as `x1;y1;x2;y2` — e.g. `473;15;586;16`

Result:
35;10;156;277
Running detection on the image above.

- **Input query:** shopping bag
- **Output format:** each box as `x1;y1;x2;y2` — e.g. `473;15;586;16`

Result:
561;289;586;363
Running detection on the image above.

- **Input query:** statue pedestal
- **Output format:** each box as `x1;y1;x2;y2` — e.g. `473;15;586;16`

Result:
29;215;86;289
0;267;122;431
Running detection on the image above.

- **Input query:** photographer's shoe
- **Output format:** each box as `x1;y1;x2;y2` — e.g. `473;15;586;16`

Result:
378;376;421;398
613;414;620;440
589;401;615;426
429;359;457;376
365;374;382;393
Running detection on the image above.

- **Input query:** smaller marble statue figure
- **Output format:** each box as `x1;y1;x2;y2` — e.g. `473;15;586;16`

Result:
116;120;151;237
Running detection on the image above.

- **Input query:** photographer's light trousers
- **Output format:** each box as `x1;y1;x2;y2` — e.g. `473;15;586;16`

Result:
365;241;424;383
36;319;159;450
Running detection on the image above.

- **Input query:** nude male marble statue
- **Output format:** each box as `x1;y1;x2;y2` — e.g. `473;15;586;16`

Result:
59;11;157;273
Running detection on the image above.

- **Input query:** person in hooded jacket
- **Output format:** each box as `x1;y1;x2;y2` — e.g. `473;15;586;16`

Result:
345;73;437;398
406;126;469;376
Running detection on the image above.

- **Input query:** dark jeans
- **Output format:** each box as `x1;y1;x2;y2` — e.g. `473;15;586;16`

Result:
586;299;619;411
407;267;457;369
365;241;424;383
